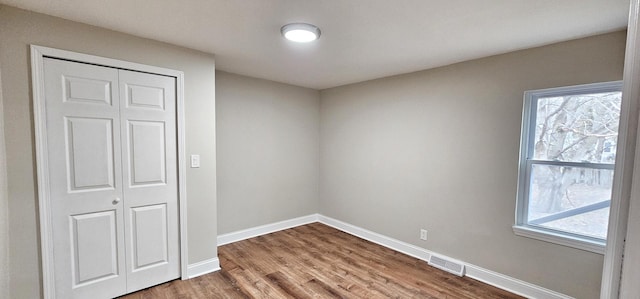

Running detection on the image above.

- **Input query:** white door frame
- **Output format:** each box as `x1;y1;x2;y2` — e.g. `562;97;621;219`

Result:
617;0;640;296
30;45;189;299
601;0;640;297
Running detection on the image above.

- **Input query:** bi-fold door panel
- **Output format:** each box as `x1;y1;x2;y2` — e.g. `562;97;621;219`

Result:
119;69;179;291
44;58;127;299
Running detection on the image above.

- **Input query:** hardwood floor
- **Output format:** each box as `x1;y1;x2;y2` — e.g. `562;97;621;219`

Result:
120;223;523;298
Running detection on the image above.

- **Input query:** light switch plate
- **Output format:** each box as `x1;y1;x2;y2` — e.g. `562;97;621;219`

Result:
190;154;200;168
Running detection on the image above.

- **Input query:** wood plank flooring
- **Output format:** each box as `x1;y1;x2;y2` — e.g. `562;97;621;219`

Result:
120;223;523;298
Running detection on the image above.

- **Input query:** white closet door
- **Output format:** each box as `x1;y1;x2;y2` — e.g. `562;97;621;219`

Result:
119;69;179;292
44;58;127;299
43;58;180;298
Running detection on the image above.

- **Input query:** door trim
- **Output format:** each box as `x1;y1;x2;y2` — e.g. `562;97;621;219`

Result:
30;45;188;299
600;0;640;297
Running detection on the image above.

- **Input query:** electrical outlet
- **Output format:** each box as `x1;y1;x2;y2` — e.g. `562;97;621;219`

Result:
420;229;428;241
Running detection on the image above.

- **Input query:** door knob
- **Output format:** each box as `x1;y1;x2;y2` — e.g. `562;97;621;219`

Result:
112;197;121;205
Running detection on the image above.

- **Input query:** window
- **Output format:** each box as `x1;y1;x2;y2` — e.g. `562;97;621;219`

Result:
514;81;623;253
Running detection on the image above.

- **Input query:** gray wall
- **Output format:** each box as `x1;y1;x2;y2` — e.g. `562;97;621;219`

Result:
0;69;9;299
216;71;320;234
319;31;626;299
0;5;218;298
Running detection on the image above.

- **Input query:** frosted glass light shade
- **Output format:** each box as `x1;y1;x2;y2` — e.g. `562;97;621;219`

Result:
281;23;321;43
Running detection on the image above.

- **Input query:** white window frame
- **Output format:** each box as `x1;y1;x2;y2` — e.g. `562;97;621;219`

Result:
514;81;623;254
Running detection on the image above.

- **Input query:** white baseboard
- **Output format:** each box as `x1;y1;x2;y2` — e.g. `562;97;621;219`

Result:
317;214;430;261
217;214;319;246
185;257;221;279
316;215;573;299
217;214;573;299
465;265;572;299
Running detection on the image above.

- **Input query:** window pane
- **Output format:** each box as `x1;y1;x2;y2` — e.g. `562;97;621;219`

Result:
527;164;613;239
540;208;610;240
533;92;621;163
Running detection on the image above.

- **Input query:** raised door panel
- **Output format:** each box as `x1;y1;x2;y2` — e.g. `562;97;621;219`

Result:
130;204;169;271
71;211;119;286
66;117;115;192
63;75;113;105
127;84;165;110
127;121;166;187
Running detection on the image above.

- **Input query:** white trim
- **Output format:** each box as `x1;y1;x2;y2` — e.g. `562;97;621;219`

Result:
176;68;189;280
522;81;623;98
602;0;640;297
30;45;189;298
32;46;184;78
619;122;640;297
465;264;572;299
512;226;605;254
219;214;572;299
617;0;640;297
186;258;221;279
31;45;56;299
217;214;319;246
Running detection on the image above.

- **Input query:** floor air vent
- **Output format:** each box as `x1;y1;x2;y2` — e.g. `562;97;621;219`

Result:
428;254;466;277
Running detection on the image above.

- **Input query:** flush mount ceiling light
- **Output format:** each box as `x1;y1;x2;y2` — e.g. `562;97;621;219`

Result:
281;23;321;43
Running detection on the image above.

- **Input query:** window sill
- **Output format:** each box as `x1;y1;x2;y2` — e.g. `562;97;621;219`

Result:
513;225;605;254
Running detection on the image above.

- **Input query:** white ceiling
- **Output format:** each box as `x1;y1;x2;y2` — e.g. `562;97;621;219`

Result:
1;0;630;89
